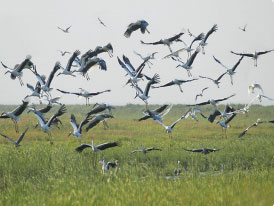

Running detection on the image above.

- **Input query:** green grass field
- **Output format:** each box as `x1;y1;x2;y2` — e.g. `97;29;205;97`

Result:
0;104;274;206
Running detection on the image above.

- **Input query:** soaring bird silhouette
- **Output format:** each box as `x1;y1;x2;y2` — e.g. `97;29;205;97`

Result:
195;87;209;102
187;94;235;107
200;24;218;54
199;72;227;88
76;140;119;152
152;78;198;93
238;119;274;138
57;25;71;33
131;144;162;154
183;147;223;155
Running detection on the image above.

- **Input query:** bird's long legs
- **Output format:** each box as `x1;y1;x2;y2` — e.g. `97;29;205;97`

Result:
14;122;19;133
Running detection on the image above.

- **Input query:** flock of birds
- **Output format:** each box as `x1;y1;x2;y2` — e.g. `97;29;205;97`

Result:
1;18;274;174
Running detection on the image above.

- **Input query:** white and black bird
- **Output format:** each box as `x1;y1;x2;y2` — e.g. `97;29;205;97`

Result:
137;104;171;121
124;20;150;38
1;55;33;86
57;50;71;56
68;114;93;142
88;103;115;116
133;51;157;67
98;17;107;27
57;50;80;77
32;62;60;97
200;24;218;54
99;158;118;174
215;113;237;138
202;105;236;123
184;107;203;122
85;114;114;132
57;25;71;33
213;55;244;85
248;83;264;94
195;87;209;102
152;78;198;93
199;72;227;88
183;147;223;155
76;140;119;152
187;94;235;108
231;50;274;67
181;32;205;58
176;47;201;77
26;81;42;98
239;24;247;32
174;161;182;176
132;73;160;105
257;94;274;102
238;119;274;138
131;144;162;154
141;32;184;52
32;104;66;139
0;99;29;133
0;128;28;147
57;88;110;105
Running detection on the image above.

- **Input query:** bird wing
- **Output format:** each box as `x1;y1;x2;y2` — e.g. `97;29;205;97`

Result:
133;50;144;59
187;100;210;107
213;56;229;70
260;95;274;101
238;121;259;138
124;22;141;37
13;99;29;116
183;148;203;153
154;104;169;114
231;56;244;72
186;47;200;66
66;25;71;31
32;67;46;85
215;94;236;103
27;83;35;92
199;75;214;82
231;51;253;57
97;142;119;150
146;147;162;152
190;33;205;48
170;114;184;129
153;118;168;128
140;40;162;45
38;104;52;114
144;73;160;96
46;62;60;87
34;110;47;125
79;114;93;132
65;50;80;72
85;117;101;132
75;144;92;152
254;84;264;94
0;132;16;144
257;49;274;55
208;109;221;123
204;24;218;42
225;113;237;124
216;72;227;81
202;87;209;93
47;105;66;127
16;128;28;145
131;150;142;154
167;32;184;42
153;81;175;88
117;57;134;78
88;104;106;115
122;55;135;72
56;89;81;96
70;114;79;132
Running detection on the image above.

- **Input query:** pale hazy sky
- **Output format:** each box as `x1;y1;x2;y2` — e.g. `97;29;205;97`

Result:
0;0;274;105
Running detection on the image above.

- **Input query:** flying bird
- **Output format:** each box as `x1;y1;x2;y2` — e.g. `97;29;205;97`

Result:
76;140;119;152
181;32;205;58
131;144;162;154
213;55;244;85
26;81;42;98
0;128;29;147
124;20;150;38
187;94;236;107
239;24;247;32
231;50;274;67
85;114;113;132
238;119;274;138
137;104;171;121
133;51;157;67
200;24;218;54
199;72;227;88
195;87;209;102
176;47;201;77
57;50;80;77
141;32;184;52
248;83;264;94
183;147;223;155
98;17;107;27
68;114;93;143
57;50;71;56
57;88;110;105
152;78;198;93
0;98;29;133
1;55;33;86
57;25;71;33
87;103;115;116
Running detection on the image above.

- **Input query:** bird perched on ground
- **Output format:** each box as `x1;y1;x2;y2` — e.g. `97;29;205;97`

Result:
131;144;162;154
57;25;71;33
231;49;274;67
76;140;119;152
85;114;114;132
152;78;198;93
124;20;150;38
99;158;118;174
238;119;274;138
0;128;28;147
183;147;223;155
0;98;29;133
213;55;244;85
199;72;227;88
141;32;184;52
1;55;33;86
